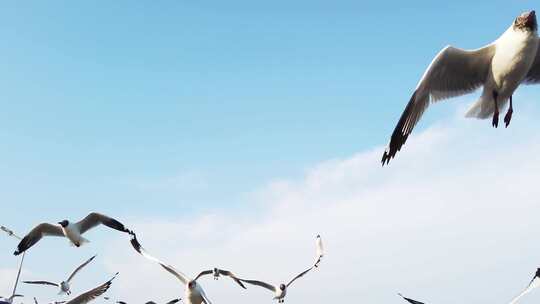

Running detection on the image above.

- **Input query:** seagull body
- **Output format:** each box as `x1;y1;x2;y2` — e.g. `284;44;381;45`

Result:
382;11;539;165
238;235;324;303
23;255;97;295
130;235;245;304
14;213;133;255
510;268;540;304
63;273;118;304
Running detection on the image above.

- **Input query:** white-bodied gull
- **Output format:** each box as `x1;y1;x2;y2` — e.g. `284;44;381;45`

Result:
14;213;134;255
23;255;97;295
130;234;246;304
382;10;540;165
237;235;324;303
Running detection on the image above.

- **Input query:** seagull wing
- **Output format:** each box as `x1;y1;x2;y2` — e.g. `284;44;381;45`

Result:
23;281;59;287
15;223;64;255
130;234;190;285
217;270;247;289
398;293;425;304
523;41;540;84
76;213;130;235
164;299;180;304
67;255;97;282
64;273;117;304
382;44;495;165
237;279;276;292
193;270;213;281
509;271;540;304
286;235;324;287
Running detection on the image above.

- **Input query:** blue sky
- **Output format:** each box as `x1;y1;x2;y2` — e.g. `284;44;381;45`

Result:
2;2;540;303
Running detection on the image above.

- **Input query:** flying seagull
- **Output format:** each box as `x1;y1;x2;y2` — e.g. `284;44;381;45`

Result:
63;272;118;304
23;255;97;295
237;235;324;303
382;10;539;165
130;234;246;304
14;213;134;255
509;268;540;304
398;293;425;304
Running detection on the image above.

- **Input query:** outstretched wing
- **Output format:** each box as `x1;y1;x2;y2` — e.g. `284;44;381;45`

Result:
286;235;324;287
130;234;190;285
23;281;59;287
509;269;540;304
76;213;131;235
398;293;425;304
164;299;180;304
382;44;495;165
65;273;118;304
68;255;97;282
523;43;540;84
237;279;276;292
15;223;64;255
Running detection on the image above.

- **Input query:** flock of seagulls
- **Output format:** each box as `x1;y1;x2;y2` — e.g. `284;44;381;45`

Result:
3;8;540;304
2;213;324;304
382;10;540;165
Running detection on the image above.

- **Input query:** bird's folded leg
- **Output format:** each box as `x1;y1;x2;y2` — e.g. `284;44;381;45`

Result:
492;90;499;128
504;95;513;128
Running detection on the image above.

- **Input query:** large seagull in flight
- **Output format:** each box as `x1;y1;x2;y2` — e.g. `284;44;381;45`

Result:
382;10;539;165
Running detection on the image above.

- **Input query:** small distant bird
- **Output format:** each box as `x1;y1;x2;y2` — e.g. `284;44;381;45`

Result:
130;234;245;304
382;10;539;165
24;255;97;295
398;293;425;304
63;272;118;304
0;295;23;304
237;235;324;303
510;268;540;304
145;299;181;304
14;213;134;255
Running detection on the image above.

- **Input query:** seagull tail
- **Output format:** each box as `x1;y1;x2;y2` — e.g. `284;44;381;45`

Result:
465;94;509;119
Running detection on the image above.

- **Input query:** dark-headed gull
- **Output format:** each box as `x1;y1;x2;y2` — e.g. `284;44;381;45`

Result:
398;293;425;304
62;273;118;304
382;10;539;165
23;255;96;295
130;234;246;304
237;235;324;303
14;213;134;255
509;268;540;304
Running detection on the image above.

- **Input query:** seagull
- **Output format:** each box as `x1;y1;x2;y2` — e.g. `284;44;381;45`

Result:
237;235;324;303
130;234;246;304
509;268;540;304
0;295;23;304
398;293;425;304
381;10;540;165
14;213;134;255
63;272;118;304
23;255;97;295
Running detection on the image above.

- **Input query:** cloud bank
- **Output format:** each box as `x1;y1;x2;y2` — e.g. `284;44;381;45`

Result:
100;106;540;304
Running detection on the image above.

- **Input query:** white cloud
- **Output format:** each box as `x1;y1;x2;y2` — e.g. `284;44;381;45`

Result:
101;106;540;304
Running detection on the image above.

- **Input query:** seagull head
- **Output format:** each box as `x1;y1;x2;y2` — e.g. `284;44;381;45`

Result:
279;284;286;291
187;281;196;290
58;220;69;228
514;10;537;32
